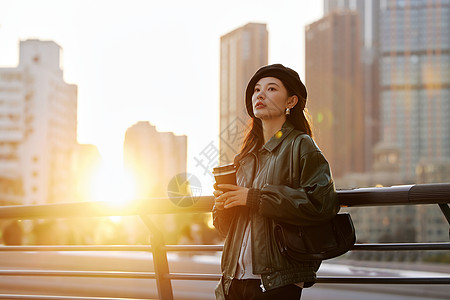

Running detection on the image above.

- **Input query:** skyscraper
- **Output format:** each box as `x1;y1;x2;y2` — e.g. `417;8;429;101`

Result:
0;39;78;204
324;0;355;14
378;0;450;251
321;0;450;255
379;0;450;181
305;11;365;178
219;23;268;164
324;0;381;171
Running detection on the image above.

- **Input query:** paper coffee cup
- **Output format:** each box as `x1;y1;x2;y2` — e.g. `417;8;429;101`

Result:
213;163;237;190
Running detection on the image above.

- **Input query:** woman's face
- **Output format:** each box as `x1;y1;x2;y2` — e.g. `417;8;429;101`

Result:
252;77;294;121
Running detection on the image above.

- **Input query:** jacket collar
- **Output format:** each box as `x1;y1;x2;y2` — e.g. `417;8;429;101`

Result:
261;120;295;153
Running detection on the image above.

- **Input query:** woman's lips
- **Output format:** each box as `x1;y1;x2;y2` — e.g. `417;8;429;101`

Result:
254;101;266;109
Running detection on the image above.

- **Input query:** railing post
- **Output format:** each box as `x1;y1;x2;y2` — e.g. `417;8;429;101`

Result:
140;215;173;300
438;203;450;240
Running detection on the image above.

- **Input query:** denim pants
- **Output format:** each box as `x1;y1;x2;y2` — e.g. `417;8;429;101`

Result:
225;279;302;300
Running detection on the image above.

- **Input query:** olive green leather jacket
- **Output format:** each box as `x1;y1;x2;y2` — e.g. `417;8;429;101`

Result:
213;121;339;299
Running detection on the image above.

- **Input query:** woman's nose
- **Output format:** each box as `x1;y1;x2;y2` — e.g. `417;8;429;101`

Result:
256;90;265;99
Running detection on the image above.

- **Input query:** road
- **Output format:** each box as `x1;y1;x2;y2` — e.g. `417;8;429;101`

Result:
0;251;449;299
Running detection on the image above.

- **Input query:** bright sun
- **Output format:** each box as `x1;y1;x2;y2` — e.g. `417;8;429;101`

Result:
91;164;137;205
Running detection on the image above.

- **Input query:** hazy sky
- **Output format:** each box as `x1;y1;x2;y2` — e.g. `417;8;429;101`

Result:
0;0;323;193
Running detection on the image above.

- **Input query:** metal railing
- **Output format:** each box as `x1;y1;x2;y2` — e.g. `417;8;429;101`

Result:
0;183;449;300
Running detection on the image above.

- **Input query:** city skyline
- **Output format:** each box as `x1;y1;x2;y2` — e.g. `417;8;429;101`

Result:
0;0;449;266
0;0;323;193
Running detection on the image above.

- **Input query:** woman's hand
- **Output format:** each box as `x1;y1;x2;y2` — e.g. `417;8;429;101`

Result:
214;184;249;209
213;189;225;210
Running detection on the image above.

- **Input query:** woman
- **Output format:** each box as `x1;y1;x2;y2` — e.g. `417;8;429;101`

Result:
213;64;340;300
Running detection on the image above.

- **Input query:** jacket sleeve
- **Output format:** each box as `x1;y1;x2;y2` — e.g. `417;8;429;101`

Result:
246;137;340;226
212;205;236;238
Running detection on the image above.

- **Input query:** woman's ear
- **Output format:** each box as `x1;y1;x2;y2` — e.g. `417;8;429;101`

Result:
288;95;299;108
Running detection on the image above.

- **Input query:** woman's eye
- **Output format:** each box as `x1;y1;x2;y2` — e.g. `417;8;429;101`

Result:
268;87;275;91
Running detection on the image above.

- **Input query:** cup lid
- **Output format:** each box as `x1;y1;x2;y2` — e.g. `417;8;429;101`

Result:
213;163;236;174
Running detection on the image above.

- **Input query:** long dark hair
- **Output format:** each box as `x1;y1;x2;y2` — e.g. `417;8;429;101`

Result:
234;86;313;165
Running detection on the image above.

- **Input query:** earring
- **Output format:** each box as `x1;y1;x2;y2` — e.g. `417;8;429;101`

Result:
285;108;291;115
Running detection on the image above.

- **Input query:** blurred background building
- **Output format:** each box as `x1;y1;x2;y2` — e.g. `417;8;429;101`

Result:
122;121;204;245
323;0;381;173
307;0;450;261
219;23;268;164
305;10;365;178
0;175;23;206
375;0;449;257
0;39;78;205
379;0;450;182
123;121;187;199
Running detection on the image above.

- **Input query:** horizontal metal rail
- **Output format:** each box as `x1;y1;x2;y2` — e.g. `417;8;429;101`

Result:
0;270;156;279
168;273;450;285
316;277;450;284
0;245;154;252
0;184;449;220
1;243;450;252
164;244;224;252
0;245;223;252
352;243;450;251
1;270;449;285
338;183;450;207
0;196;215;219
0;296;148;300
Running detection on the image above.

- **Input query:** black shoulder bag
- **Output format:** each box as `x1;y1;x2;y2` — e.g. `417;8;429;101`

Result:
273;134;356;261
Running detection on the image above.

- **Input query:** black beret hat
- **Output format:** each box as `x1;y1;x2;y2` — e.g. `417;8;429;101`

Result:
245;64;307;117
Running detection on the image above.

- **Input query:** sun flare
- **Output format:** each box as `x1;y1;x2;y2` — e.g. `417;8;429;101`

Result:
91;164;137;205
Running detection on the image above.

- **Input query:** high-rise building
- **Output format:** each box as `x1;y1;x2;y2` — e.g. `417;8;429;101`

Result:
0;175;23;205
323;1;450;256
324;0;355;14
324;0;381;171
305;11;365;178
379;0;450;181
219;23;268;164
378;0;450;251
0;67;24;204
324;0;380;43
123;121;187;199
0;39;78;204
